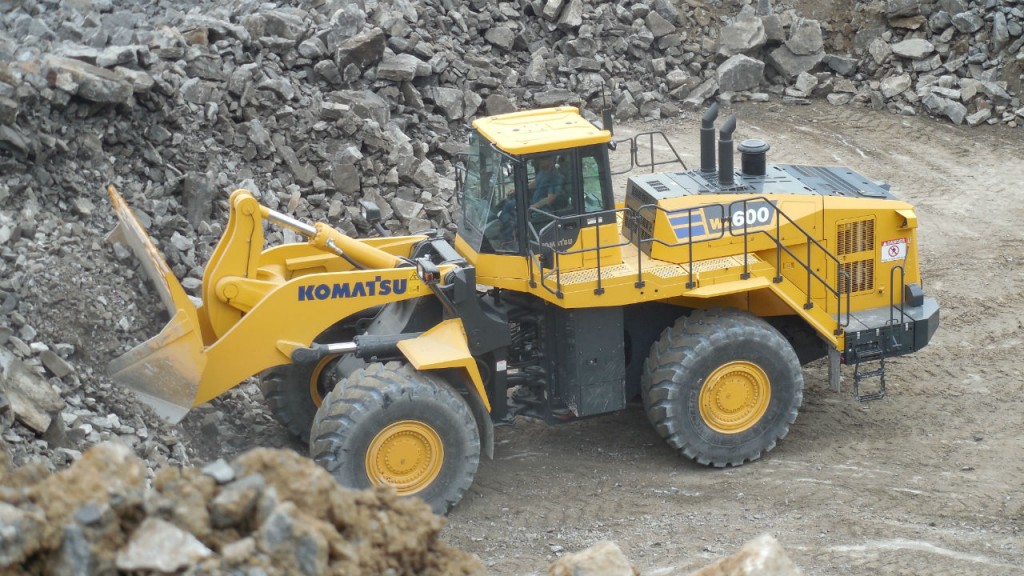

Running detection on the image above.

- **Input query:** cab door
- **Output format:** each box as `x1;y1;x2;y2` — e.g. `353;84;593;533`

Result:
527;145;621;272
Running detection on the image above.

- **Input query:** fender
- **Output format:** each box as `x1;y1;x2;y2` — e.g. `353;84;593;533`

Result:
397;318;494;459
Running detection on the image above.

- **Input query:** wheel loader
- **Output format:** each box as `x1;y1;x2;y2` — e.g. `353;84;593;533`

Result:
107;105;939;514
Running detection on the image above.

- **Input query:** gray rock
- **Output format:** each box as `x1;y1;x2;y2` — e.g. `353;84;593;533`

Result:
485;94;516;115
665;69;693;91
827;93;854;105
793;72;818;95
181;14;252;45
40;350;73;379
645;11;676;38
334;28;385;70
951;12;983;34
0;96;16;125
912;54;942;72
180;78;217;104
786;18;824;56
211;475;265;528
886;0;921;18
558;0;584;30
377;53;426;82
992;13;1010;52
0;502;45;567
411;160;439;190
201;458;236;484
717;54;765;93
824;54;859;76
767;45;824;80
868;37;892;64
892;38;934;59
0;347;65;433
114;67;154;94
52;524;94;576
116;518;213;572
485;26;515;50
243;10;307;43
533;88;580;108
525;54;547;85
683;77;719;110
426;86;464;119
762;14;785;43
938;0;967;15
966;108;992;126
542;0;565;21
922;92;968;124
390;197;425;222
717;11;766;57
929;11;952;31
881;73;913;98
298;37;327;60
330;90;390;126
329;3;366;39
96;45;140;68
44;56;133;104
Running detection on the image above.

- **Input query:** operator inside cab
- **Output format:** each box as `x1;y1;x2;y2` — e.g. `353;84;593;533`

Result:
459;132;616;257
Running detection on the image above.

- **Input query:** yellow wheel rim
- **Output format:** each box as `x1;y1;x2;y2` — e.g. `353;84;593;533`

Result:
308;355;338;408
699;361;771;434
365;421;444;495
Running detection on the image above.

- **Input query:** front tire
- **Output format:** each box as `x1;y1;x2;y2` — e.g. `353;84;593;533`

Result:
309;362;480;515
641;308;803;467
259;354;339;443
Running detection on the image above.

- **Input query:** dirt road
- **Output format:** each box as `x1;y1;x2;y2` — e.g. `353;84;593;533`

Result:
442;102;1024;575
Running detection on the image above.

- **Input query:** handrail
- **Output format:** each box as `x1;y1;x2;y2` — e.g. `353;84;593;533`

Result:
889;265;911;325
525;196;853;336
609;131;688;176
728;196;851;332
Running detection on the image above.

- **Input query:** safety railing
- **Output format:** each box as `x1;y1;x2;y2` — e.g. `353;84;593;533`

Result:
526;197;853;336
609;131;688;176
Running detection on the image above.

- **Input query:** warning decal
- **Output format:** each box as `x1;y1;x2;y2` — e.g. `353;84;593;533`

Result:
881;238;908;262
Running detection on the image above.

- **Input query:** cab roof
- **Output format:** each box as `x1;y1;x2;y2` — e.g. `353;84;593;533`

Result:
472;106;612;155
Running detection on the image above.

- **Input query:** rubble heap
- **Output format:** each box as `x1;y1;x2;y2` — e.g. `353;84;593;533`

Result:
0;442;482;575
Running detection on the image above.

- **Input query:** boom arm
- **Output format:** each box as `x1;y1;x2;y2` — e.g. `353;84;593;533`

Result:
106;186;438;423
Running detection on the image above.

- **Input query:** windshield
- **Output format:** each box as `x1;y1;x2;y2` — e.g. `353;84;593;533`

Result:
459;132;518;253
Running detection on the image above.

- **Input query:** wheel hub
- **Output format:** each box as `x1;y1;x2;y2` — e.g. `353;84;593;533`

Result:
365;420;443;495
699;361;771;434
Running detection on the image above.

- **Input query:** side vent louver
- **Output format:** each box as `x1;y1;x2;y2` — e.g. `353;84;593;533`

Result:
837;219;875;294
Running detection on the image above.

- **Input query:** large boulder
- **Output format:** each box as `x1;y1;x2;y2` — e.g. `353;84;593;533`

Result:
718;55;765;93
717;8;766;57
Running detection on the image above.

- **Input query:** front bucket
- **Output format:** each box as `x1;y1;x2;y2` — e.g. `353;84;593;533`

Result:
106;185;205;423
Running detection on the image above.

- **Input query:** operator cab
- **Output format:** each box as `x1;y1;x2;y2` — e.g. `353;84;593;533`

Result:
457;108;618;268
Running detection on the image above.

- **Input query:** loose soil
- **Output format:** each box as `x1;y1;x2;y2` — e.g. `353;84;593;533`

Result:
440;101;1024;575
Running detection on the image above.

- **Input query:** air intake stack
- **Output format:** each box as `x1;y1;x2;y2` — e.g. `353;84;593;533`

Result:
738;139;770;176
718;114;737;187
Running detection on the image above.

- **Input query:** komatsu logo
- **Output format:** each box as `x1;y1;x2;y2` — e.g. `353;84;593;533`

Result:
298;277;407;301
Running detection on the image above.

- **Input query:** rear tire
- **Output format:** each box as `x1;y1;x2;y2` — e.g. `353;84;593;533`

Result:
641;308;803;467
309;362;480;515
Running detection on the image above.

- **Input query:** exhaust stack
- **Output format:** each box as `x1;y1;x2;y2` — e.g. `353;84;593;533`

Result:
700;103;719;173
718;114;737;186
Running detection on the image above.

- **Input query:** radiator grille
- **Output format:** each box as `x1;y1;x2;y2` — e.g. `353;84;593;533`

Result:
836;218;875;294
836;219;874;255
840;260;874;293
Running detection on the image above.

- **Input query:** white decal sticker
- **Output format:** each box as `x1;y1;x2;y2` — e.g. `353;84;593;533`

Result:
496;360;507;372
881;238;908;262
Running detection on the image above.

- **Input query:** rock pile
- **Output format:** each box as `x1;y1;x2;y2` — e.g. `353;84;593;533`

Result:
705;0;1023;127
0;442;482;575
